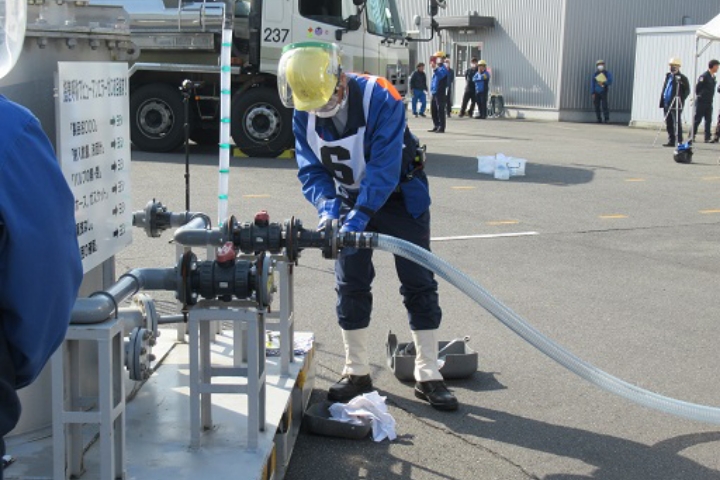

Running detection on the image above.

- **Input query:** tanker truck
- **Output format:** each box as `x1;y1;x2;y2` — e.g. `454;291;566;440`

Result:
88;0;412;157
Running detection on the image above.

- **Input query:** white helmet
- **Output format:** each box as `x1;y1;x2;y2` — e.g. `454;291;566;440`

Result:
0;0;27;78
668;57;682;67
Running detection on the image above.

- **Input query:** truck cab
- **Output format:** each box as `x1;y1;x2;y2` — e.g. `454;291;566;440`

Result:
90;0;410;157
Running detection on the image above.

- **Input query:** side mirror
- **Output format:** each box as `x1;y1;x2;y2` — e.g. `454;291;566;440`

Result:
347;14;362;31
336;13;362;41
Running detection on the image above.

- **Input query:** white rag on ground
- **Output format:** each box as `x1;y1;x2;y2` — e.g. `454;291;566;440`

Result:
329;391;397;442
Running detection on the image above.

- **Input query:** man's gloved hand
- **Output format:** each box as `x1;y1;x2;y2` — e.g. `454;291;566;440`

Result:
339;208;371;233
317;215;335;231
316;198;341;231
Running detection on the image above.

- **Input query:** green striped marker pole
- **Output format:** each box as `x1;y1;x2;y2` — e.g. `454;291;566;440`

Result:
218;28;233;227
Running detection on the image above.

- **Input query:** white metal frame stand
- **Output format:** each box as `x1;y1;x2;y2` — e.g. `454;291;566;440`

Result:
265;259;295;376
188;301;267;450
51;318;126;480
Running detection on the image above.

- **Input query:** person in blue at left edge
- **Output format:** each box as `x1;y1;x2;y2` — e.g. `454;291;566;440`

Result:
277;41;458;411
429;51;448;133
591;60;613;124
0;94;83;479
0;7;83;478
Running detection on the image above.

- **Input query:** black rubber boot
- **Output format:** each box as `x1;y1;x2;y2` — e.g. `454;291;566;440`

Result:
415;380;459;411
328;375;373;403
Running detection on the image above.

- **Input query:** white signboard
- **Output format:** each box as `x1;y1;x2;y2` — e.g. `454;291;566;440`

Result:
56;62;132;274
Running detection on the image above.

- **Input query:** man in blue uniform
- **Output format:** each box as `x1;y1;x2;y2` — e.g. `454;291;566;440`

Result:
660;57;690;147
0;98;83;477
473;60;491;119
591;60;613;124
429;51;448;133
0;12;83;477
278;42;458;411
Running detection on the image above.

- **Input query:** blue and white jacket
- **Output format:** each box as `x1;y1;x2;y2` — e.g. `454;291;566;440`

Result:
0;96;82;388
293;74;430;232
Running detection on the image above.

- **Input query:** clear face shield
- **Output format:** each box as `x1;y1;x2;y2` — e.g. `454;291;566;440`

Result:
277;42;344;116
0;0;26;79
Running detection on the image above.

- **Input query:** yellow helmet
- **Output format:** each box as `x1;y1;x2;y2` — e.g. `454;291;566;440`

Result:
278;42;342;112
434;51;446;58
478;59;487;66
669;57;682;67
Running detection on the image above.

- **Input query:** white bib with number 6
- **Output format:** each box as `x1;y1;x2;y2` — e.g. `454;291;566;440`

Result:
305;77;376;192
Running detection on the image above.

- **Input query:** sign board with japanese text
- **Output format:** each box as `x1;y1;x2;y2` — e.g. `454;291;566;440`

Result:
56;62;132;273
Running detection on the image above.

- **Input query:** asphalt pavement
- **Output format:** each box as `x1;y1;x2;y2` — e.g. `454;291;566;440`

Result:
121;115;720;480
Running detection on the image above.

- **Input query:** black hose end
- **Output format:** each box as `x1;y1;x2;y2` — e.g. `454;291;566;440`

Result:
340;232;379;250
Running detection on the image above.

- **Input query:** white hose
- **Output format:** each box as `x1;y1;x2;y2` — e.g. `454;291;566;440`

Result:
217;27;232;227
376;234;720;424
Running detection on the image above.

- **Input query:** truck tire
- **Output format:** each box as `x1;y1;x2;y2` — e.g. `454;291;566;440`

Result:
130;83;187;152
231;87;293;158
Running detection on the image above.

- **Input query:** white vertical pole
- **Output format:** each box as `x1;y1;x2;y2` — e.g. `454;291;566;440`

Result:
218;26;233;226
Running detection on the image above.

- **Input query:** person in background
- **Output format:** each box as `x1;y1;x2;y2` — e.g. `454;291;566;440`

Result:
409;62;428;118
591;60;613;124
660;57;690;147
459;58;478;118
0;96;83;479
693;59;719;143
473;60;490;120
429;51;448;133
444;58;454;118
278;42;458;411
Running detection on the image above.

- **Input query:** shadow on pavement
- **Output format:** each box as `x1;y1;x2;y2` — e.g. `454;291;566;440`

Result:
425;153;596;186
422;403;720;480
130;145;297;170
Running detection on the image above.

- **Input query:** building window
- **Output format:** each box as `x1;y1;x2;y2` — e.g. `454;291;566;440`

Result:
366;0;405;37
454;44;481;74
299;0;355;28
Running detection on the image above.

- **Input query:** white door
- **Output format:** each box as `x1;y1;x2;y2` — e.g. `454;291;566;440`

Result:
452;43;481;106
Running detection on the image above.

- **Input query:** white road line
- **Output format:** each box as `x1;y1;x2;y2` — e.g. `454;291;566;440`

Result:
431;231;539;242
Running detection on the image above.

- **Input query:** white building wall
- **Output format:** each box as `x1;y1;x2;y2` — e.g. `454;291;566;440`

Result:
631;26;720;129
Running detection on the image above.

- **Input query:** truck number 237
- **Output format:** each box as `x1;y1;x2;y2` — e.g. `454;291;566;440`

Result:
264;28;290;43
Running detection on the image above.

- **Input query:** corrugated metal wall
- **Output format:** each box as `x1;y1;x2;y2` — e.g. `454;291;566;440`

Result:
560;0;720;118
631;26;720;128
394;0;565;110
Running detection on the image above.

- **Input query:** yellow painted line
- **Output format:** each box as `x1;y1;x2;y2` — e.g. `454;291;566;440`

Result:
451;186;477;190
486;220;520;226
599;214;628;219
550;182;566;186
625;178;646;182
700;209;720;214
701;176;720;181
243;194;272;199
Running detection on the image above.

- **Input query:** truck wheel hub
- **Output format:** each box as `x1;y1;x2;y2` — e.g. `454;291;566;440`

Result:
245;105;279;141
138;99;174;138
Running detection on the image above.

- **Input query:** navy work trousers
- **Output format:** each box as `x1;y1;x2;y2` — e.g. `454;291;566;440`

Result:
335;194;441;332
693;103;713;141
475;91;488;119
431;94;446;131
593;91;609;122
